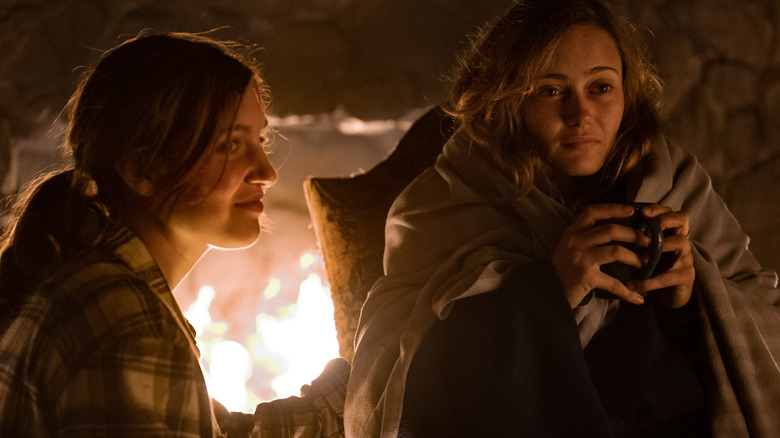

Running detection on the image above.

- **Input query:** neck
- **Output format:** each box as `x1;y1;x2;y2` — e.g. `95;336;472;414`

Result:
135;223;207;290
559;173;628;211
555;174;598;208
119;201;207;290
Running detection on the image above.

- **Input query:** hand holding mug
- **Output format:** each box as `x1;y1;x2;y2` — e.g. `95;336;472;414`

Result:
624;204;695;309
552;203;650;308
595;202;664;286
552;203;695;309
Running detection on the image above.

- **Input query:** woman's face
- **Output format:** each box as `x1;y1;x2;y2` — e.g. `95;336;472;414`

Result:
523;24;624;177
165;84;277;251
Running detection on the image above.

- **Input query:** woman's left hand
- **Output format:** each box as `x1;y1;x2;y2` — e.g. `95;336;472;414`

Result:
626;204;695;309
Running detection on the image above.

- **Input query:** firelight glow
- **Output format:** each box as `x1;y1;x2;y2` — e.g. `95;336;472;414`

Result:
184;252;340;412
257;272;340;398
208;340;252;411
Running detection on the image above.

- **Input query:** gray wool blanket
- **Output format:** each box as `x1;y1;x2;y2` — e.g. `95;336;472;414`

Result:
345;128;780;437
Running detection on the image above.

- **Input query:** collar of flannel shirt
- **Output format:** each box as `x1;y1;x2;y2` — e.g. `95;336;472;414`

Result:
80;210;201;351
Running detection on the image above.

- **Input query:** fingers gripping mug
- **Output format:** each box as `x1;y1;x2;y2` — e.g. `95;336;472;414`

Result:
596;204;664;285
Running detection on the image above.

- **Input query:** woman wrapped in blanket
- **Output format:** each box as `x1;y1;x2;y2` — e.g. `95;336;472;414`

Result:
345;0;780;437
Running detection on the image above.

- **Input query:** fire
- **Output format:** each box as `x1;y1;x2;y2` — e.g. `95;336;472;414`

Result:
184;252;340;412
208;340;253;411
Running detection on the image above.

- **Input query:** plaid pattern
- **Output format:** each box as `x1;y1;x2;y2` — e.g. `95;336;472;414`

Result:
251;358;350;438
0;218;218;437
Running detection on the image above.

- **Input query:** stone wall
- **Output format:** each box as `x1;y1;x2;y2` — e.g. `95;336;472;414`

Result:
2;0;779;279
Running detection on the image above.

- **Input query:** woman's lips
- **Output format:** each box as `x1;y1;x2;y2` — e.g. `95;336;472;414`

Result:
236;199;264;213
561;138;599;149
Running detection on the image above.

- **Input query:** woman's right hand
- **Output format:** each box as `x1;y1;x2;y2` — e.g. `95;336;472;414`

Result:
551;204;648;308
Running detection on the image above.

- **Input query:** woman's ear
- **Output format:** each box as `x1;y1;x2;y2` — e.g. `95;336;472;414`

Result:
115;162;154;197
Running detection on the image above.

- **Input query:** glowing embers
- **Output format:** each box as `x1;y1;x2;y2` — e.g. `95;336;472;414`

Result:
184;251;340;412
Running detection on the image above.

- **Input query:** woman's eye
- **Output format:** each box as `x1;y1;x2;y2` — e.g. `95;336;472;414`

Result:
593;83;614;94
536;87;561;97
218;138;241;155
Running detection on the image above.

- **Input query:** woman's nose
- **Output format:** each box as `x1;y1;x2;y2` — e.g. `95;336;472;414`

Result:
246;146;277;187
563;94;593;127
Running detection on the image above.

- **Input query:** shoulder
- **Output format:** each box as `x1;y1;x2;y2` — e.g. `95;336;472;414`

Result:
390;167;449;217
2;249;197;395
7;250;188;369
385;171;531;277
53;250;183;340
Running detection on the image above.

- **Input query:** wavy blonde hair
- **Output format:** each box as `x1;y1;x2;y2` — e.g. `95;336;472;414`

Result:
444;0;663;200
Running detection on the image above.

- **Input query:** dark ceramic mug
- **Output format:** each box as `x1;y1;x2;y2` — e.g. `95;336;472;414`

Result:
595;203;664;284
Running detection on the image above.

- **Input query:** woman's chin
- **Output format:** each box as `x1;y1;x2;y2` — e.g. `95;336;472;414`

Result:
209;229;262;251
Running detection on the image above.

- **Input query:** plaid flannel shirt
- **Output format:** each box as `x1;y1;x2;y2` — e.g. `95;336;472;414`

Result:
0;213;351;437
251;358;350;438
0;218;218;437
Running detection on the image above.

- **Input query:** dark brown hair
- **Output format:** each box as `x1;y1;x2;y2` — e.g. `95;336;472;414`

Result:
1;31;268;297
443;0;663;200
